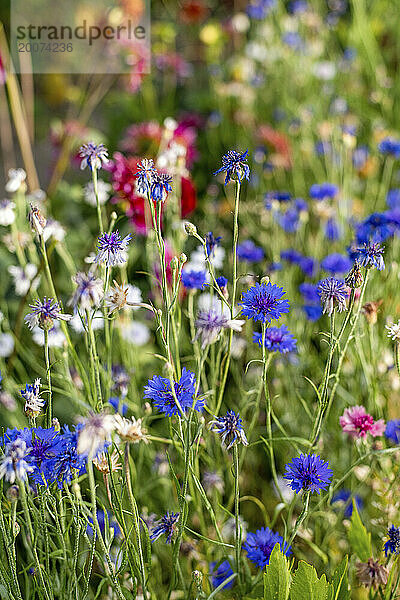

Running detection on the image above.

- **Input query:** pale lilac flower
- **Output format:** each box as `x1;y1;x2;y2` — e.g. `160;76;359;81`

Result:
70;272;104;311
0;333;14;357
21;378;44;418
8;264;40;296
0;200;16;226
5;168;26;193
25;297;72;331
77;412;116;456
95;231;132;266
0;439;33;483
386;321;400;342
339;405;385;439
42;219;66;243
79;142;109;171
84;180;111;206
119;321;150;346
195;309;244;348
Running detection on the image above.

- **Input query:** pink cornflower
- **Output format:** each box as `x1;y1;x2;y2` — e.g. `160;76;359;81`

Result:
339;405;385;439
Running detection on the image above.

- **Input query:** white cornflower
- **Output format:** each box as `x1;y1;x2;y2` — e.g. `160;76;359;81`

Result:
70;272;104;311
105;282;144;314
120;321;150;346
5;169;26;193
0;200;16;226
386;320;400;342
0;439;33;483
77;412;116;457
195;309;245;349
21;378;44;419
0;333;15;357
114;414;149;444
93;450;122;474
8;264;40;296
84;180;111;206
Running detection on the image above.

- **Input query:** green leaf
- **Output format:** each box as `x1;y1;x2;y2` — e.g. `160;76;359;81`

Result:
384;554;400;600
329;556;350;600
263;544;291;600
347;501;372;561
290;561;330;600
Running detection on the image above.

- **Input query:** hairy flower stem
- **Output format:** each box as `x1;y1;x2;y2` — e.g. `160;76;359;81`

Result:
87;457;126;600
124;443;148;599
261;322;285;504
233;444;242;592
92;167;104;235
0;504;23;600
288;490;310;546
216;180;241;414
395;343;400;379
86;310;103;410
44;329;52;428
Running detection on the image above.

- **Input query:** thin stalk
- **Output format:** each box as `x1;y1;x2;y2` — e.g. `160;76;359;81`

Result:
44;330;52;428
233;444;242;592
288;491;310;546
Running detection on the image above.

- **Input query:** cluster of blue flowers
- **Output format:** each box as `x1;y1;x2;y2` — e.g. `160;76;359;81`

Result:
144;367;203;417
253;325;297;354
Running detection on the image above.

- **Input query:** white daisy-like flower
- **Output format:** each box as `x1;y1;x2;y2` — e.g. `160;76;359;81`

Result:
120;321;150;346
8;264;40;296
5;168;26;193
0;333;14;357
84;179;111;206
386;320;400;342
0;200;16;226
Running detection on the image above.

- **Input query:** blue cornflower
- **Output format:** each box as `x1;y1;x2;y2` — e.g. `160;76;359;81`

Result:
244;527;292;568
79;142;109;171
240;282;290;324
325;218;341;241
150;172;173;202
280;248;302;264
355;212;394;244
95;231;131;267
247;0;276;19
20;378;45;419
209;410;248;450
309;183;338;200
135;158;157;194
288;0;308;13
181;269;207;290
253;325;297;354
150;511;180;544
265;191;291;209
282;31;304;50
108;396;128;416
315;141;333;157
237;240;264;262
299;283;320;303
387;189;400;210
111;364;130;398
355;242;385;270
275;208;301;233
87;509;121;537
144;367;203;417
317;277;348;316
216;276;228;289
210;560;234;589
25;297;71;331
378;137;400;159
384;525;400;556
385;420;400;444
205;232;222;257
214;150;250;185
299;256;318;278
331;489;363;518
303;305;323;321
0;439;33;483
321;253;352;275
269;262;282;271
284;453;333;494
51;425;87;488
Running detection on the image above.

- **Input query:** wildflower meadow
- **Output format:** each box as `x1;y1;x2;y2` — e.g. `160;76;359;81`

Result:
1;0;400;598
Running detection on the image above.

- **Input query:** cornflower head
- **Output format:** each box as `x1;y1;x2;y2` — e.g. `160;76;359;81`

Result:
195;309;245;349
0;439;33;483
114;414;149;444
150;511;180;543
243;527;292;568
105;281;130;314
309;182;338;200
237;240;264;262
339;405;385;439
77;412;116;457
202;471;225;495
317;277;348;316
79;142;109;170
51;425;86;488
93;449;122;474
111;364;131;397
25;297;72;331
385;419;400;444
21;378;44;419
378;137;400;158
70;271;104;311
253;324;297;354
210;560;234;590
181;269;207;290
144;367;203;417
209;410;248;450
240;282;290;324
28;204;46;237
356;559;388;590
205;231;222;257
284;453;332;494
150;172;173;202
95;230;131;266
214;149;250;185
135;158;157;194
355;242;385;270
386;320;400;342
384;525;400;556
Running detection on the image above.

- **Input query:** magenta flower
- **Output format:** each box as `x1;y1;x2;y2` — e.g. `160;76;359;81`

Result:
339;405;385;439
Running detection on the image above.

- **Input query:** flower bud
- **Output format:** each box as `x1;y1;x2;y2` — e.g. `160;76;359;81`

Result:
6;485;19;502
260;275;270;285
179;253;187;265
28;204;46;237
170;257;179;271
38;313;54;331
192;569;203;588
52;417;60;432
345;263;363;289
184;221;197;236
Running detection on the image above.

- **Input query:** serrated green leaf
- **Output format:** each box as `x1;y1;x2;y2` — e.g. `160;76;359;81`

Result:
263;544;291;600
347;501;372;561
290;561;330;600
329;556;350;600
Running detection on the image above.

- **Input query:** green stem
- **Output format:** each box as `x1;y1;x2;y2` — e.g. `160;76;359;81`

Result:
233;444;242;591
288;491;310;546
44;329;52;427
92;167;104;235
